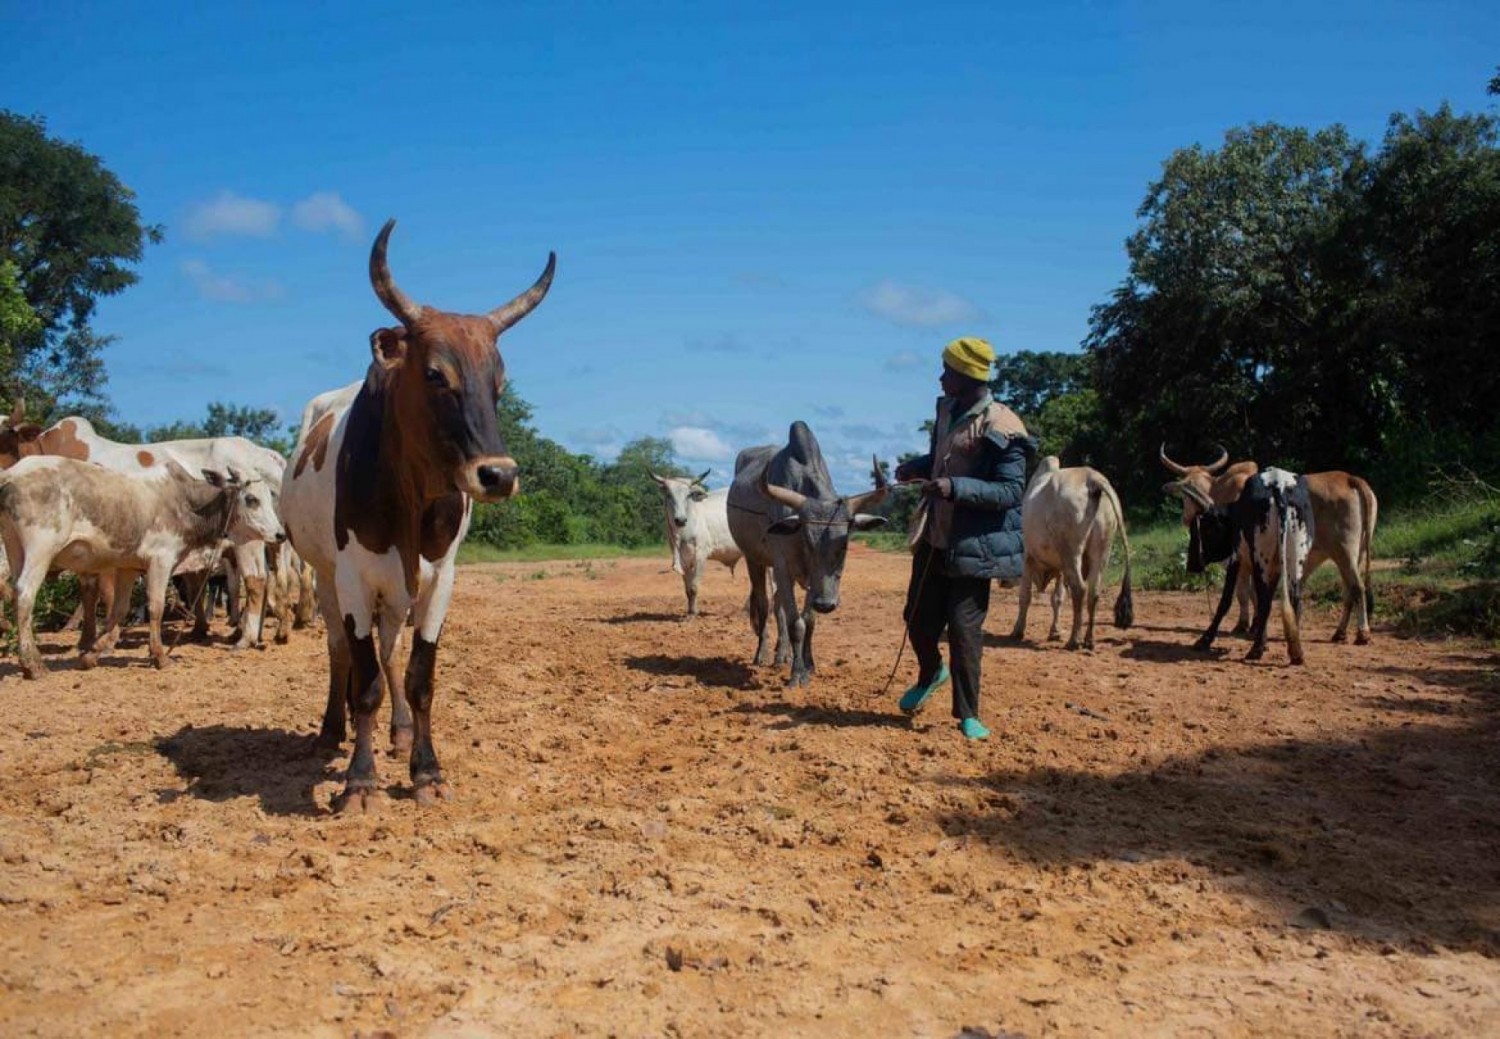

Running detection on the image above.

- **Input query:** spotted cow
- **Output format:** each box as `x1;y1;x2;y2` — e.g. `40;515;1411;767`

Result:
280;218;555;813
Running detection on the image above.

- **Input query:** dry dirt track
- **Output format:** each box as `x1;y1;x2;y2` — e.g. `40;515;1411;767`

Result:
0;547;1497;1038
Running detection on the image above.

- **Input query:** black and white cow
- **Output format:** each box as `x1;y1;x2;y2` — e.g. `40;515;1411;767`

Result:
1185;467;1315;665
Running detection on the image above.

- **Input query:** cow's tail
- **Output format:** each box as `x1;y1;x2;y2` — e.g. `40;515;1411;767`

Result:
1093;474;1134;629
1357;476;1377;618
1278;490;1305;665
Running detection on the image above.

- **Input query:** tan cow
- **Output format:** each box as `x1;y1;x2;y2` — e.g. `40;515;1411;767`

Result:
1010;456;1135;650
0;458;284;677
1161;445;1378;644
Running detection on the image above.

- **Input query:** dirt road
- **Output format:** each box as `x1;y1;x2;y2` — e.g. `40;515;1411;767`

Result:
0;548;1496;1037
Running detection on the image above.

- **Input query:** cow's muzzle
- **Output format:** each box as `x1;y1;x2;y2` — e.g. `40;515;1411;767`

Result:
462;457;520;501
811;597;838;614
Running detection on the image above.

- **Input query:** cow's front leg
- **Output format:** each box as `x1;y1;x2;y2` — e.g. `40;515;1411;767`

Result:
378;618;413;754
1195;559;1240;652
802;606;817;676
786;590;810;688
232;543;268;650
144;561;173;669
334;609;384;815
406;565;457;803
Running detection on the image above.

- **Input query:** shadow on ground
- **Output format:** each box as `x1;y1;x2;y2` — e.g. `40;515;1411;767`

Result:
155;724;335;817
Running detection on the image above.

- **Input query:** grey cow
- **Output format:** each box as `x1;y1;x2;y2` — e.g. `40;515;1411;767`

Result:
726;421;889;687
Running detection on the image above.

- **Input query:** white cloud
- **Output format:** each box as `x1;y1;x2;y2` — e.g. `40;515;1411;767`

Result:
291;191;364;240
668;426;733;461
885;350;924;371
183;191;281;240
181;259;283;304
862;279;979;327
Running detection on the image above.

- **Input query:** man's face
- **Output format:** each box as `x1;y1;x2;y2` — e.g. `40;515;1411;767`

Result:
939;364;967;396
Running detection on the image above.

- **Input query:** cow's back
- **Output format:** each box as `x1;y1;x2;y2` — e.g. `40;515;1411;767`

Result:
727;445;779;565
1;457;179;565
1022;465;1109;568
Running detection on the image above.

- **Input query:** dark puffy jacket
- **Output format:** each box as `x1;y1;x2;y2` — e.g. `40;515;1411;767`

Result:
906;399;1037;580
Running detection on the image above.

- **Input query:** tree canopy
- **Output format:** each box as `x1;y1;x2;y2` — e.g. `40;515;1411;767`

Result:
0;111;162;414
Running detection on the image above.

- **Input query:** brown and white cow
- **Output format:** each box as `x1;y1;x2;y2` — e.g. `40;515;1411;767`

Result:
280;218;554;814
0;457;283;678
23;414;290;649
1010;456;1135;650
1161;446;1378;644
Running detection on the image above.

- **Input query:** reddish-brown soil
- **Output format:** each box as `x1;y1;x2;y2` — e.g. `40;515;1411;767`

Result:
1;547;1497;1038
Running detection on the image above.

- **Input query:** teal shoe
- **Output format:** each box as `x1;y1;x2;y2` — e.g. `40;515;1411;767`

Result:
959;717;990;741
898;663;950;715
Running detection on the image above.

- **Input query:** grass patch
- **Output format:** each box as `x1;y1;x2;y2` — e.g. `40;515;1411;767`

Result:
457;541;665;565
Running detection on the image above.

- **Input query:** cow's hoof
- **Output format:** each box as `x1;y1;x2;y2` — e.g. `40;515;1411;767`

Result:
389;727;414;755
1330;630;1347;644
1244;648;1265;662
311;733;344;758
20;660;47;680
332;786;381;815
190;627;212;643
1229;622;1250;636
78;653;99;671
150;653;170;670
1193;638;1214;652
1288;654;1306;666
413;780;454;806
1082;640;1095;652
1355;631;1371;646
1064;639;1080;651
274;631;290;645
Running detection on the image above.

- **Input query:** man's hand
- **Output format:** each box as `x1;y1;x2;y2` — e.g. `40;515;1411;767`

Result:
921;478;953;500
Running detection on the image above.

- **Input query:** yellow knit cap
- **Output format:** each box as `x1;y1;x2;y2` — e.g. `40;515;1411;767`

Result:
941;336;995;382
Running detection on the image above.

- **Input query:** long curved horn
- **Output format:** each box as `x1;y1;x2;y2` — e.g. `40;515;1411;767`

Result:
693;469;711;487
1203;442;1230;474
847;455;890;513
647;469;667;486
757;468;807;511
488;252;557;334
369;219;425;326
4;398;21;429
1159;442;1190;476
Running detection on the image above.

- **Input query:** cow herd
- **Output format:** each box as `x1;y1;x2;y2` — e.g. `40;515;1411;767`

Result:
0;220;1381;814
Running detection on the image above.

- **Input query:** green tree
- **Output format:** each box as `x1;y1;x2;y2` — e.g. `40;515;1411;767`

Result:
1086;122;1368;502
0;111;162;413
990;350;1090;417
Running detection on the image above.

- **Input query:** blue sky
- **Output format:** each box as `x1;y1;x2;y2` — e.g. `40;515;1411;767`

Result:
4;1;1496;490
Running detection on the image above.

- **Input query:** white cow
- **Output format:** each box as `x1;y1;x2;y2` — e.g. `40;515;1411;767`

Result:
649;469;742;615
0;458;283;677
1010;456;1135;650
34;415;288;649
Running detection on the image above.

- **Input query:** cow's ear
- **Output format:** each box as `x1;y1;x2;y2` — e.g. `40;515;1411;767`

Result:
851;514;888;532
201;468;226;488
370;327;407;370
768;516;803;535
15;422;41;442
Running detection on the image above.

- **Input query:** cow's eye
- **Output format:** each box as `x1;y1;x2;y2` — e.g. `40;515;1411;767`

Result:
425;367;447;387
245;495;260;509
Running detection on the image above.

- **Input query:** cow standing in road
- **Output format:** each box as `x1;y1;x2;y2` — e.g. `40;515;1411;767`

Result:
726;422;888;687
280;218;555;813
649;469;741;616
1162;445;1378;644
1186;467;1315;664
0;458;283;677
1010;456;1135;650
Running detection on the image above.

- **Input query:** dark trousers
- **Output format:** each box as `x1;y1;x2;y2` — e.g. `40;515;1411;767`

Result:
904;541;991;721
